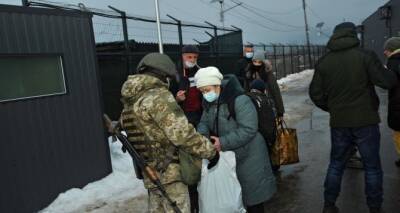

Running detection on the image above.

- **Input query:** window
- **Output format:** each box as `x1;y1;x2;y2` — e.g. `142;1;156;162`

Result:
0;55;66;102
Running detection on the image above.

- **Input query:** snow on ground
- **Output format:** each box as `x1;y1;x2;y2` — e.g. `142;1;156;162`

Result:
40;139;146;213
278;69;314;92
40;69;315;213
278;69;315;127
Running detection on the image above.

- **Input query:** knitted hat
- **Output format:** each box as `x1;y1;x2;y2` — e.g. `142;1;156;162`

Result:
252;51;266;61
384;37;400;51
333;22;356;33
194;66;223;88
250;79;266;92
182;45;200;54
244;42;254;48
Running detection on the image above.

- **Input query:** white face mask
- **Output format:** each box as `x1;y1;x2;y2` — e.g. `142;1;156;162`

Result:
245;52;254;59
184;61;196;68
203;91;219;103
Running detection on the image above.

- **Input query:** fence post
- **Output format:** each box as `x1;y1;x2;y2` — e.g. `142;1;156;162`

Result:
282;45;286;77
167;15;183;50
297;45;301;73
109;6;131;74
290;45;294;74
310;45;313;69
272;44;278;78
303;45;307;70
205;21;219;66
204;31;216;64
167;15;183;71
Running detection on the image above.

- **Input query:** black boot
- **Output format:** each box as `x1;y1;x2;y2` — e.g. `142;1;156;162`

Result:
395;159;400;167
369;207;383;213
323;205;339;213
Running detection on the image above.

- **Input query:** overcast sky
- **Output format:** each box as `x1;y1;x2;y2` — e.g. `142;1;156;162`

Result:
0;0;390;44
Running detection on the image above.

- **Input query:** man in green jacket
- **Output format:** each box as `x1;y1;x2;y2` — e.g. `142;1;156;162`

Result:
309;22;397;213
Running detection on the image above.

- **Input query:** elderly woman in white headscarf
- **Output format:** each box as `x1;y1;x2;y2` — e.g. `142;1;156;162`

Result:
195;67;276;213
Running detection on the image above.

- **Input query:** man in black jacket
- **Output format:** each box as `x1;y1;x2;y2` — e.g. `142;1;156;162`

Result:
236;43;255;86
309;22;397;213
174;45;203;127
173;45;203;213
384;37;400;167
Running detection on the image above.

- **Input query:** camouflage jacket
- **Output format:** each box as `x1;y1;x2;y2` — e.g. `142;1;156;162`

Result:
121;74;216;189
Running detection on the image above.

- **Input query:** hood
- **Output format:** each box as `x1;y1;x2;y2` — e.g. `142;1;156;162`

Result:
327;29;360;51
219;74;245;104
121;74;168;103
202;74;244;110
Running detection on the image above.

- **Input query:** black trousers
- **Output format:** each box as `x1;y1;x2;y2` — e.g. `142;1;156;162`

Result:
188;184;199;213
185;111;201;213
247;203;265;213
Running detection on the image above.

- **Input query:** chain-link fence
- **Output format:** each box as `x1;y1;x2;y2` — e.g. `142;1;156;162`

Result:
27;0;327;119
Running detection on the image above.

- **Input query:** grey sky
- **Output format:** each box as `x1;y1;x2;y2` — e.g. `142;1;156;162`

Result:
0;0;390;44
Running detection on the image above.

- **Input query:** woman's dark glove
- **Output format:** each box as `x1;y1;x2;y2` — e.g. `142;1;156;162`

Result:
207;151;220;170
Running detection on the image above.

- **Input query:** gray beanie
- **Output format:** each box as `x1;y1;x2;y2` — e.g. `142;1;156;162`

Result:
384;37;400;51
252;51;266;61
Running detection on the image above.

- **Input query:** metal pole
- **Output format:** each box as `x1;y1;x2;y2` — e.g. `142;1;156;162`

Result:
273;44;278;78
282;45;286;77
154;0;164;53
304;46;307;69
290;46;294;74
167;15;183;72
302;0;312;69
109;6;131;75
167;15;183;50
297;45;301;73
205;21;219;66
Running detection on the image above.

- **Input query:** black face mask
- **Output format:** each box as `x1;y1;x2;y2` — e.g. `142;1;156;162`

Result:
252;63;264;71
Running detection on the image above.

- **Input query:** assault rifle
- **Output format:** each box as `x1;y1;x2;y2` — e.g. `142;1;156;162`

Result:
103;114;182;213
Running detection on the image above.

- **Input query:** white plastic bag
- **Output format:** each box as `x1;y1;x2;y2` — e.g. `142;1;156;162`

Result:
198;151;246;213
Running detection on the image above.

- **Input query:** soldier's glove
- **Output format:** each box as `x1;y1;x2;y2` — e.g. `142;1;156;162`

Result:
207;151;220;170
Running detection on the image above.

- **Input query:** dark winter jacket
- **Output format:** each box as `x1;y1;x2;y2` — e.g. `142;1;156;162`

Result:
170;63;203;113
309;28;397;128
236;57;252;85
387;51;400;131
245;63;285;116
197;75;276;206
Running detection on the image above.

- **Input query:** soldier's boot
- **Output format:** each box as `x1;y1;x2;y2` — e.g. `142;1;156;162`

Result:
148;182;190;213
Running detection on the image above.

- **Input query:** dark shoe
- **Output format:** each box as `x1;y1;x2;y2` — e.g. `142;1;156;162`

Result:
369;207;382;213
323;205;339;213
395;159;400;167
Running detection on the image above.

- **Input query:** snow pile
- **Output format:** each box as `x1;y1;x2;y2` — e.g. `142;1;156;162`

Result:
40;138;146;213
278;69;314;92
278;70;315;126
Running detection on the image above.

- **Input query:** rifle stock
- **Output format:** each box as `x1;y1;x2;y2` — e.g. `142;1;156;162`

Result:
103;114;182;213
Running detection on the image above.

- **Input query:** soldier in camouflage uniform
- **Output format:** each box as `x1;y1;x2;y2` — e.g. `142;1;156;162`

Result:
120;53;217;213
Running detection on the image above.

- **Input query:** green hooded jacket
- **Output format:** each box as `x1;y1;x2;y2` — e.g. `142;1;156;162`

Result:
309;28;397;127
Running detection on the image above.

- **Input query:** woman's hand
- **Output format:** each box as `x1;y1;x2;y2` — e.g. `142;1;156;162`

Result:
176;90;186;102
210;136;222;152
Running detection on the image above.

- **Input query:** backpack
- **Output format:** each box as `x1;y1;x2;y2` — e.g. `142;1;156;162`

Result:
227;92;277;146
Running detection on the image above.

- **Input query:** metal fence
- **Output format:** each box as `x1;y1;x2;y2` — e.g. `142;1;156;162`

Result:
26;0;327;120
254;44;327;79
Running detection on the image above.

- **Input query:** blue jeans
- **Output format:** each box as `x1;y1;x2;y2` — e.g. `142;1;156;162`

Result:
324;125;383;208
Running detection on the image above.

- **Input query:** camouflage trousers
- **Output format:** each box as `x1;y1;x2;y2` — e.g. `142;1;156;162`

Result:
148;182;190;213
